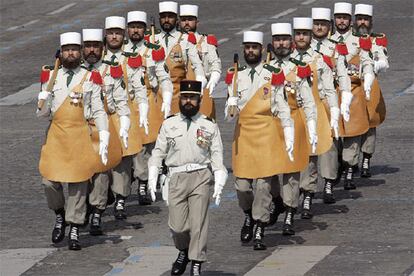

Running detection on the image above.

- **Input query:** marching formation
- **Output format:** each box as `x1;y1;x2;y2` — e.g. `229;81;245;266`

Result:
36;1;388;275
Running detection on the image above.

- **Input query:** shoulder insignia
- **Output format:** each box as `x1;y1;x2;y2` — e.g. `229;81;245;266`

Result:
90;70;103;85
151;46;166;62
144;41;162;50
187;32;197;44
289;58;307;67
374;34;388;47
204;115;216;123
110;65;123;79
271;70;285;86
296;64;312;79
128;55;142;68
206;34;218;47
263;63;280;73
166;114;177;120
336;43;349;56
225;68;234;84
40;66;51;84
359;35;372;51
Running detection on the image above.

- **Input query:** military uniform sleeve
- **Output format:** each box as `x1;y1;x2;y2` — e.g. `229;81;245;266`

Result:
186;40;205;78
319;60;339;109
205;42;222;77
152;55;173;95
335;55;352;93
148;123;168;168
299;79;317;122
90;82;109;131
209;123;226;173
360;49;374;76
131;68;149;105
112;77;130;117
271;85;293;128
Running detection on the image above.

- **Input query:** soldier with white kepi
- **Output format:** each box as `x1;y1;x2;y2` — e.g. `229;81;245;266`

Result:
148;80;227;276
37;32;109;250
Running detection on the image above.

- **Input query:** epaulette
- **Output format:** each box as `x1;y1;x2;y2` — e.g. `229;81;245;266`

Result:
225;66;247;84
43;65;55;70
128;55;143;68
81;65;89;70
144;41;162;50
203;115;216;123
359;35;372;51
264;64;285;86
227;65;247;72
122;51;139;58
40;65;52;83
110;64;123;79
372;33;387;47
166;114;177;120
289;58;307;67
102;60;119;66
370;32;385;38
187;32;197;44
144;28;161;35
90;70;103;85
263;63;281;74
328;38;339;44
206;34;218;47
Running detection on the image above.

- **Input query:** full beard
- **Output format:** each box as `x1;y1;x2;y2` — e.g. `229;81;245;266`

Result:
355;24;371;35
274;47;291;58
162;22;175;33
62;57;81;70
85;53;101;65
179;102;200;118
244;53;262;65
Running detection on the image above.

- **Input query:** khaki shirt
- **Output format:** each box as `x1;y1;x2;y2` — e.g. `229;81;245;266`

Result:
84;60;129;117
148;113;226;173
270;57;317;123
226;62;293;128
194;32;222;79
331;30;374;77
291;47;338;109
102;49;148;105
124;39;173;95
154;28;205;78
38;66;108;131
311;37;350;94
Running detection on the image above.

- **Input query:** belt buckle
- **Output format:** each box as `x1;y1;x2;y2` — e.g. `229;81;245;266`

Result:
185;164;193;172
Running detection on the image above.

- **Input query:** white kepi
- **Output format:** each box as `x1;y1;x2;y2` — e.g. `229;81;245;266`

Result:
354;4;373;16
159;1;178;14
180;4;198;17
243;31;263;45
127;11;147;24
271;23;292;36
105;16;126;30
293;17;313;30
60;32;81;46
312;8;331;21
82;29;103;42
334;2;352;15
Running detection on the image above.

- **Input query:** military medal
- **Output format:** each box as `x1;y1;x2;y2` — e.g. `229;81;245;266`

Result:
69;91;83;104
196;128;212;148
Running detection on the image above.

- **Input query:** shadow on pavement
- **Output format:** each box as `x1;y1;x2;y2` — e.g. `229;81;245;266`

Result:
370;165;400;176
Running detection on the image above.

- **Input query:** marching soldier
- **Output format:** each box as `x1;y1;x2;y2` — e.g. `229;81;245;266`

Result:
293;10;344;217
103;16;149;219
331;2;375;189
269;22;317;235
353;4;388;178
179;4;222;118
148;80;227;276
154;1;207;114
309;7;352;204
82;28;129;235
225;31;294;249
124;10;173;205
37;32;109;250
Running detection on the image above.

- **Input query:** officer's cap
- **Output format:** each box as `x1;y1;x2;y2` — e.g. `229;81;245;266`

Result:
180;80;202;95
355;4;373;17
243;31;263;45
127;11;147;24
271;23;292;36
60;32;81;46
180;5;198;18
82;29;103;42
334;2;352;15
105;16;126;30
159;1;178;14
293;17;313;30
312;8;331;21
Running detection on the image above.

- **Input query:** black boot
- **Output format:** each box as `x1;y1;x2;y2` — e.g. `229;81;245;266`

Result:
282;207;296;236
344;166;356;190
268;196;285;226
89;208;104;236
323;179;336;204
52;208;66;244
171;249;189;275
68;224;81;250
240;209;255;243
360;153;372;178
190;261;202;276
138;180;152;206
253;222;267;250
107;188;115;207
114;195;127;220
301;191;314;219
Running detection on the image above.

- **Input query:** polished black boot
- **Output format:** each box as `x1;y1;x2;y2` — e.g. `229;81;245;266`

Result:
138;180;152;206
114;194;127;220
52;208;66;244
190;261;202;276
171;249;189;275
282;207;296;236
323;179;336;204
301;191;314;219
268;196;285;226
344;166;356;190
89;208;104;236
68;224;81;250
360;153;372;178
240;209;255;243
253;222;267;250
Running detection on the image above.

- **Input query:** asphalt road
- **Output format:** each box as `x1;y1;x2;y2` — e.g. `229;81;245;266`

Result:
0;0;413;275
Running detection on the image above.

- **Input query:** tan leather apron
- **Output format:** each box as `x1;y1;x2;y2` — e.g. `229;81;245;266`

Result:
39;78;99;182
338;55;370;137
233;83;289;179
111;61;143;157
300;61;333;156
186;36;216;119
366;77;386;127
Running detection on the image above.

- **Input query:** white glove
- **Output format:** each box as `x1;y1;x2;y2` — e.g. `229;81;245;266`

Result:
363;73;375;100
213;170;228;206
283;125;294;162
38;90;51;101
225;96;239;120
307;120;318;154
196;75;208;90
206;71;221;96
161;91;173;119
138;102;149;135
148;166;159;202
330;107;340;140
98;130;110;165
374;59;388;74
341;91;353;122
119;115;130;149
